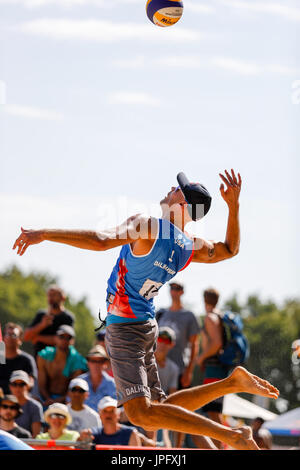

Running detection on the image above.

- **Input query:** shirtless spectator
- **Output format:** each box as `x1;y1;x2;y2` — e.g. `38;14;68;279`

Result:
24;285;75;357
37;325;88;407
0;323;37;394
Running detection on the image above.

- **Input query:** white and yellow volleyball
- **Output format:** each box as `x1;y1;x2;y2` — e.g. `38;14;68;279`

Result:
146;0;184;27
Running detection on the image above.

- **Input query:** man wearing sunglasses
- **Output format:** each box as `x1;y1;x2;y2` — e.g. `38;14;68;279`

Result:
9;370;43;438
78;346;117;412
13;170;280;450
0;394;32;439
67;378;101;432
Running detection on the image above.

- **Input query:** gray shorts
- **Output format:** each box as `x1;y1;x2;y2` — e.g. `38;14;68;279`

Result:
105;319;167;407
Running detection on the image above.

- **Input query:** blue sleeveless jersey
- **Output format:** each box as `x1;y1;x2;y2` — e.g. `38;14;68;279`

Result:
106;218;194;326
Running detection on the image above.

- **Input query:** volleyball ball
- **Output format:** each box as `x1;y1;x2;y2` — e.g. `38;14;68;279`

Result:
146;0;184;27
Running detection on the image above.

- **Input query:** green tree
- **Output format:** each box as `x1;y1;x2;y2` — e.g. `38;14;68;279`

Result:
0;265;96;356
224;294;300;412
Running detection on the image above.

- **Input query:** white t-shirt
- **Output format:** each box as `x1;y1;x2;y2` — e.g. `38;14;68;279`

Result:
67;404;101;431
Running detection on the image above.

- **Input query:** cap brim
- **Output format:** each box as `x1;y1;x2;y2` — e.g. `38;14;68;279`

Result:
177;172;190;192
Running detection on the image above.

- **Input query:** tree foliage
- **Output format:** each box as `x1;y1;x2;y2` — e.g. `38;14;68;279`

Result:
224;294;300;412
0;265;96;356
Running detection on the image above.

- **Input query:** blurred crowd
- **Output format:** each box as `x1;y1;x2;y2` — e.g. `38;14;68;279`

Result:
0;283;271;449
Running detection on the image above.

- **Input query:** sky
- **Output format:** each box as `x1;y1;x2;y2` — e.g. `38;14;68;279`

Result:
0;0;299;320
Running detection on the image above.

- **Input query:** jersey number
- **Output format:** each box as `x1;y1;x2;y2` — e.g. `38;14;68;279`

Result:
139;279;163;300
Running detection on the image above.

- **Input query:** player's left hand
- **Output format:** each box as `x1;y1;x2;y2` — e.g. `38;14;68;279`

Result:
219;169;242;207
13;227;44;256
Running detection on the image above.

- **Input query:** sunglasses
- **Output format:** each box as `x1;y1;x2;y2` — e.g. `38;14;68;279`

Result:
87;358;107;364
10;382;26;388
58;335;73;340
1;404;18;411
4;333;18;339
49;413;66;420
158;336;172;345
71;387;86;394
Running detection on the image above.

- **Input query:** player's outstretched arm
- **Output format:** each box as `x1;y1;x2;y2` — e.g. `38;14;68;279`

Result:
192;169;241;264
13;214;155;256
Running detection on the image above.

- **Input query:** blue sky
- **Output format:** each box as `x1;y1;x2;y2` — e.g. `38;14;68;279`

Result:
1;0;299;318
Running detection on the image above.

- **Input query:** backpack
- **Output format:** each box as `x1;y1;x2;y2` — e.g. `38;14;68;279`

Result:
218;311;250;366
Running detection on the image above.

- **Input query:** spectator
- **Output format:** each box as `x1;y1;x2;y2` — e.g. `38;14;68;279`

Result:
197;288;231;449
251;417;272;449
24;285;75;357
153;326;179;447
79;396;141;446
95;330;106;349
155;326;179;396
95;329;113;377
0;395;32;439
156;282;200;447
37;325;88;407
9;370;43;438
67;378;101;432
36;403;79;441
156;282;200;389
78;346;116;412
0;323;37;394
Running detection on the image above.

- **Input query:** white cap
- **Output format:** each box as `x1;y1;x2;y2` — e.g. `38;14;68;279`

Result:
97;396;118;411
9;370;30;385
68;378;89;392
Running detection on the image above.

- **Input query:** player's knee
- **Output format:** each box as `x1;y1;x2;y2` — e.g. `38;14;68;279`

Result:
124;398;157;431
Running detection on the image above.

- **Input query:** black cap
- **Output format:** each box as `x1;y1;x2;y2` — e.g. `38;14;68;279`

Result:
177;172;212;221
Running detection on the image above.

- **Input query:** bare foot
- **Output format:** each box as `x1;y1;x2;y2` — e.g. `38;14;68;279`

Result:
229;426;260;450
229;367;279;399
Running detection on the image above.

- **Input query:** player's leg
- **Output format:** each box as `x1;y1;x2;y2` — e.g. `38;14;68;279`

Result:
123;395;259;450
163;366;279;411
145;333;216;449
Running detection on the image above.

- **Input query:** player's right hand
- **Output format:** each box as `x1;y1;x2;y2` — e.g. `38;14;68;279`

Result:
13;227;44;256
